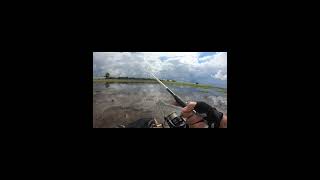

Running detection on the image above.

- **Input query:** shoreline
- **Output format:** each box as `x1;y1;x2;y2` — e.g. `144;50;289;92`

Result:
93;78;227;92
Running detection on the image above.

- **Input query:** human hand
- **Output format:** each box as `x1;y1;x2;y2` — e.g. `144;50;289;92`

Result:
181;101;208;128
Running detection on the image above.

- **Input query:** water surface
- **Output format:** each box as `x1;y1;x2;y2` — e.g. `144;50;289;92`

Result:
93;82;227;128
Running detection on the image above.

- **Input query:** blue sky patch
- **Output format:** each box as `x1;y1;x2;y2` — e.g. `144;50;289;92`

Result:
159;56;168;61
199;52;216;58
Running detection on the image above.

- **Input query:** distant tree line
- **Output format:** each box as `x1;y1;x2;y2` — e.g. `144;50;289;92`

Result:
104;72;176;82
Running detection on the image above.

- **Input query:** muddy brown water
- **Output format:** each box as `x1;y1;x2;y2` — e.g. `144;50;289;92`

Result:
93;82;227;128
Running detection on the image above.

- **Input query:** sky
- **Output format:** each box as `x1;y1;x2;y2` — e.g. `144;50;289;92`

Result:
93;52;227;88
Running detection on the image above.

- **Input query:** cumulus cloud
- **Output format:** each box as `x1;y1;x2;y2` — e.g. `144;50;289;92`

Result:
93;52;227;87
212;70;227;80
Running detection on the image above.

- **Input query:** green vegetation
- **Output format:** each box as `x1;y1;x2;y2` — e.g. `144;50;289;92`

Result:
215;88;227;94
94;79;157;83
164;81;213;89
94;72;227;90
199;89;209;93
93;77;226;91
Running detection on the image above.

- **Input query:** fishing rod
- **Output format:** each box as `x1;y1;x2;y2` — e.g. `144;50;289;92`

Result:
149;72;206;117
149;73;186;107
144;59;207;128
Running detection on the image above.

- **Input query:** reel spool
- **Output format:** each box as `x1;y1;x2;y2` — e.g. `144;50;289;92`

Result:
164;112;187;128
